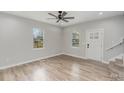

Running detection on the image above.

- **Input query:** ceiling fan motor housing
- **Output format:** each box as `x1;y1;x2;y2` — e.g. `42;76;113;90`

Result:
58;11;62;14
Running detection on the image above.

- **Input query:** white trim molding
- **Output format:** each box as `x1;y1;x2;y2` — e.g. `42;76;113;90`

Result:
0;52;109;70
0;53;63;70
63;53;88;60
63;53;109;64
109;53;124;62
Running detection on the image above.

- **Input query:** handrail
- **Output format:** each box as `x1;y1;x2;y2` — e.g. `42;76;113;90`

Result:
122;55;124;65
106;38;124;51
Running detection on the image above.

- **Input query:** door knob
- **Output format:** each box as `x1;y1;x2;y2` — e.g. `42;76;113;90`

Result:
87;44;89;48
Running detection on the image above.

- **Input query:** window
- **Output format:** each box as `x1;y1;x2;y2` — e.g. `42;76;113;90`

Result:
32;28;44;48
72;32;80;47
94;32;99;39
90;33;93;39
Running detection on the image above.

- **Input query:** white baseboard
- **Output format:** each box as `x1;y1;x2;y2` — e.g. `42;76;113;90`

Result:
0;53;63;70
109;53;124;62
102;60;109;64
0;52;110;70
63;53;88;60
63;53;109;64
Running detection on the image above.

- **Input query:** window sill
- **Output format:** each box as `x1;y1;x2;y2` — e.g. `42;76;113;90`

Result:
32;47;45;50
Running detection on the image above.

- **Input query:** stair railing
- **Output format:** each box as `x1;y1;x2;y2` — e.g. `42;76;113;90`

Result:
106;38;124;63
122;38;124;65
122;55;124;65
106;38;124;51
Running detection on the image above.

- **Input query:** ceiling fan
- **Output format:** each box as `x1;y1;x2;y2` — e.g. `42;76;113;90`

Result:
48;11;74;23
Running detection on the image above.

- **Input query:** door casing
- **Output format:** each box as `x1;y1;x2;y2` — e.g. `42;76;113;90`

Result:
85;29;104;62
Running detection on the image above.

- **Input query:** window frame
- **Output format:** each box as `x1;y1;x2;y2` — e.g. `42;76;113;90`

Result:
72;31;80;48
32;27;45;50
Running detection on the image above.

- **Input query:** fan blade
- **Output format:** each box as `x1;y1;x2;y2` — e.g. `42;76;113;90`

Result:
62;19;69;22
47;18;57;19
48;13;58;18
56;19;60;23
63;17;74;19
62;11;67;17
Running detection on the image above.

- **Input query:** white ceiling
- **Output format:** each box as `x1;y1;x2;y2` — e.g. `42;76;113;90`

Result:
3;11;124;27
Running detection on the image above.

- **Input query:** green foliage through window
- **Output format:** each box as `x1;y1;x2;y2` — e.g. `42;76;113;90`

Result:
72;32;80;47
32;28;43;48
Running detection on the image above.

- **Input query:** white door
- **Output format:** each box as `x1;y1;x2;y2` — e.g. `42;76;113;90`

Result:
86;29;104;61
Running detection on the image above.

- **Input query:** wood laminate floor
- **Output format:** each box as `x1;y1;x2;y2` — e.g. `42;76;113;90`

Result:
0;55;113;81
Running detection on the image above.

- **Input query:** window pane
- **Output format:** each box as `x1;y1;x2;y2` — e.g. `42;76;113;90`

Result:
72;32;80;47
32;28;43;48
94;32;99;39
90;33;93;39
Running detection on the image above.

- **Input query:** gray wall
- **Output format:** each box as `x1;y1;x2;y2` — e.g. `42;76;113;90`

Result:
0;13;62;67
0;12;124;68
63;15;124;61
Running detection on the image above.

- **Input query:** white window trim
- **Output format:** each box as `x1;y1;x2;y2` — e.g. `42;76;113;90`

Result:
32;27;45;50
72;31;80;48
